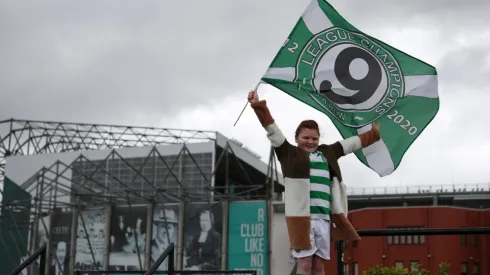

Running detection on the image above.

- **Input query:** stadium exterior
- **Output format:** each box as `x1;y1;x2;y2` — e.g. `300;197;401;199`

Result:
0;119;284;275
1;119;489;275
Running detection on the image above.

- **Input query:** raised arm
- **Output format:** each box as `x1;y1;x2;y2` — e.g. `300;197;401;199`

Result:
248;90;293;161
330;122;381;159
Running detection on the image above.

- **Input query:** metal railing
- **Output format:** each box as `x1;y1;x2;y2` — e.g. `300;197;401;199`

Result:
346;183;490;196
335;227;490;275
75;242;256;275
79;272;257;275
8;242;47;275
146;242;175;275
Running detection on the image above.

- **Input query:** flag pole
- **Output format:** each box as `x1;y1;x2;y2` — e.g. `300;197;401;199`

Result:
233;81;261;126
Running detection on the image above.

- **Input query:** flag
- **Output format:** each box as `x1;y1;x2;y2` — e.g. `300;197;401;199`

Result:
261;0;439;177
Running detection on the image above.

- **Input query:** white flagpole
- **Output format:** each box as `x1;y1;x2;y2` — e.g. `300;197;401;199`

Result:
233;81;262;126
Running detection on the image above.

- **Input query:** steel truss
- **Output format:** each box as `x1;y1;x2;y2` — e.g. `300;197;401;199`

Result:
0;118;217;184
0;118;282;275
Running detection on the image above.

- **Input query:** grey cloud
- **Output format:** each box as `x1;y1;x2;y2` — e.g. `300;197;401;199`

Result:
0;0;489;128
436;45;490;88
432;43;490;139
331;0;490;29
0;0;309;124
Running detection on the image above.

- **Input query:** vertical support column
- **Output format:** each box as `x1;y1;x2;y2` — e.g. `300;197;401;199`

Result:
177;202;185;270
336;240;344;275
266;200;273;275
145;203;154;270
225;144;230;197
30;175;41;275
179;147;185;198
147;149;157;269
39;249;46;275
221;200;229;270
211;138;217;201
27;216;36;275
168;245;175;275
68;205;79;275
103;204;112;271
44;211;53;275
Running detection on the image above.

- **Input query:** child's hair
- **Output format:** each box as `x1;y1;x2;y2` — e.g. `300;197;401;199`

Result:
295;120;320;139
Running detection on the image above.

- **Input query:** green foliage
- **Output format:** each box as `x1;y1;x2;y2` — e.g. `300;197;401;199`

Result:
362;262;450;275
435;262;451;275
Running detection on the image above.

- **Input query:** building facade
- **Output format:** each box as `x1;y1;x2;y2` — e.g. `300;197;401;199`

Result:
324;206;490;275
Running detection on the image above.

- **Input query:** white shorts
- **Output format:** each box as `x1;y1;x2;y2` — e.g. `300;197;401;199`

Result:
291;219;330;260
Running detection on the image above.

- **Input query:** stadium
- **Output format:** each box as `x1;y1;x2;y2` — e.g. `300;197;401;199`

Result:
0;118;489;275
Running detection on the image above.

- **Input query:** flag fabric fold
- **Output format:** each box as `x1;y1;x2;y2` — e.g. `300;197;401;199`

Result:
261;0;439;176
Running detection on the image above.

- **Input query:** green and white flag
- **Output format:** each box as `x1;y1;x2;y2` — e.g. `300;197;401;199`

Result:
261;0;439;177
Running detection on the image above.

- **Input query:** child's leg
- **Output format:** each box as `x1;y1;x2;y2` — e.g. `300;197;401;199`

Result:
312;255;325;275
296;256;313;275
292;220;316;275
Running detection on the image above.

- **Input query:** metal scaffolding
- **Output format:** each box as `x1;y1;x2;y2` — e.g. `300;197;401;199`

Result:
0;118;218;183
0;118;282;275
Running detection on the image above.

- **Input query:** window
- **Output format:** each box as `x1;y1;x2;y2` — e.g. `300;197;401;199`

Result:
471;235;478;247
343;263;349;275
461;262;468;275
407;235;413;244
473;263;479;275
395;261;404;268
394;235;399;244
386;227;425;245
461;235;467;246
400;235;406;244
410;261;419;272
413;234;419;244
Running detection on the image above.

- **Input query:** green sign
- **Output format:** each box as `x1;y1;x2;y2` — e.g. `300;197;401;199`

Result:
0;177;32;275
227;201;268;275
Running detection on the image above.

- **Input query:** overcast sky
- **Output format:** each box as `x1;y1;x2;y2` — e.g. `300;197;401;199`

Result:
1;0;489;192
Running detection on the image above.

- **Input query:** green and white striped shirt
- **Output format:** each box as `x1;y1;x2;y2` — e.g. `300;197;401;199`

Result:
309;151;331;220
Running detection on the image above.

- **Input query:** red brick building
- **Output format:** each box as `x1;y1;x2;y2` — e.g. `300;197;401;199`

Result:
325;206;490;275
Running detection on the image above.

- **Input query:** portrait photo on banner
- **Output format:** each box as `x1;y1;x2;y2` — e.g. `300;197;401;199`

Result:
49;209;72;275
182;202;223;272
108;204;148;272
30;214;51;275
150;203;180;271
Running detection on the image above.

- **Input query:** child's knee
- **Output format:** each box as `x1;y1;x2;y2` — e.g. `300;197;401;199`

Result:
296;257;313;275
313;256;325;275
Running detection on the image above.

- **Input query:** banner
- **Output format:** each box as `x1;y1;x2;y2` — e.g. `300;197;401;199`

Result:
32;214;51;275
150;204;179;271
227;201;268;275
0;177;32;275
109;205;148;272
49;209;73;275
74;207;108;272
183;202;223;271
261;0;439;176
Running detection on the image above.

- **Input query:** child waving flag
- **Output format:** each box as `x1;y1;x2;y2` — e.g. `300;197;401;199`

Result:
244;0;439;274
